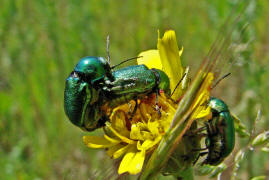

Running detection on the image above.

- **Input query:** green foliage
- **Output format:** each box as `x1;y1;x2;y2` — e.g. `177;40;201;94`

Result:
252;131;269;147
251;176;267;180
0;0;268;179
195;163;227;178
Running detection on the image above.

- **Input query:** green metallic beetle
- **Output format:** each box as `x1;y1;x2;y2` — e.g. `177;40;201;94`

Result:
64;56;112;131
200;97;235;165
102;64;171;108
64;56;171;131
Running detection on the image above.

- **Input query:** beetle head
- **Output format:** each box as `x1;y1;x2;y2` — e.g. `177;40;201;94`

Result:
209;97;229;113
74;56;112;84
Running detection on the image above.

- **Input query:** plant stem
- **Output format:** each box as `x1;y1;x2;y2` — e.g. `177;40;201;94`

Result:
139;73;206;180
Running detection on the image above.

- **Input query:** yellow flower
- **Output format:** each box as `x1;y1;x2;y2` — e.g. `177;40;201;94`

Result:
83;30;213;175
84;94;177;175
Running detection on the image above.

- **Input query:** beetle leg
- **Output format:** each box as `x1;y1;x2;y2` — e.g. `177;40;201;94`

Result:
199;133;207;137
185;126;207;137
193;152;208;165
181;155;190;161
105;82;136;93
192;148;208;151
193;126;207;133
91;75;105;86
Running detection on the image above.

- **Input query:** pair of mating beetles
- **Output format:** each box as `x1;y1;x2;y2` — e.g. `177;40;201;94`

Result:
64;56;170;131
64;56;235;165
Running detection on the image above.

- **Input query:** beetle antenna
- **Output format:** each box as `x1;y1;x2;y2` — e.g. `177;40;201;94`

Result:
211;72;231;89
106;35;110;64
111;56;143;69
170;73;187;97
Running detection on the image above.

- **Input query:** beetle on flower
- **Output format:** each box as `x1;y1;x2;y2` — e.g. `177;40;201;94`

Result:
83;30;214;175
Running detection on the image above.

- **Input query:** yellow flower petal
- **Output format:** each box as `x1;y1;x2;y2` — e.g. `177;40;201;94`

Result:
107;124;136;144
137;138;161;151
83;136;115;148
128;150;146;174
139;102;152;122
130;124;145;141
118;145;137;174
111;109;130;137
147;121;160;135
113;144;134;159
107;144;125;158
104;134;121;143
159;94;177;113
193;104;211;119
118;145;146;175
137;50;162;70
158;30;184;100
178;46;183;57
191;72;214;119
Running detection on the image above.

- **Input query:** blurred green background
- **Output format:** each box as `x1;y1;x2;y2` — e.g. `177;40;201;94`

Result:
0;0;268;179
